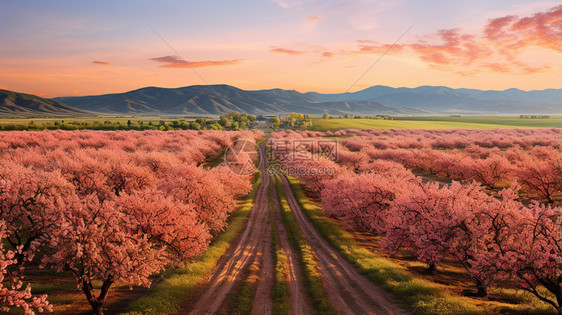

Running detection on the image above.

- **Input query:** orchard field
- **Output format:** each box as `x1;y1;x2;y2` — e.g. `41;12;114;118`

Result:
0;129;263;313
0;126;560;315
272;127;561;313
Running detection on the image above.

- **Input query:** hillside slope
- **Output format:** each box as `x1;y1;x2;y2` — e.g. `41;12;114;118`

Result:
0;89;92;116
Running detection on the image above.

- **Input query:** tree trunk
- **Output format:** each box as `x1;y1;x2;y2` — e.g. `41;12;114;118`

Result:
475;278;487;297
91;302;104;315
83;285;104;315
555;282;562;315
81;278;113;315
426;263;436;274
553;276;562;315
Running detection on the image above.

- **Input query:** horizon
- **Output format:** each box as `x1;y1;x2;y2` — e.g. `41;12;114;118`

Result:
0;1;561;98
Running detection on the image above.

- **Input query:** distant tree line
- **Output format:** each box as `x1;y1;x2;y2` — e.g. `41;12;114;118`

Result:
0;112;258;131
274;112;312;129
267;112;395;130
519;115;551;119
325;114;394;120
218;112;256;130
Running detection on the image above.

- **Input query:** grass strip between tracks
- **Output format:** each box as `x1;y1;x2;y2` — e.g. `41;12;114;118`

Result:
126;170;263;314
269;177;291;314
275;175;337;314
285;175;481;315
230;257;260;313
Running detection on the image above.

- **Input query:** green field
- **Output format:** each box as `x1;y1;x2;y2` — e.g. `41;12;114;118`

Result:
2;115;561;132
394;116;562;128
309;116;562;131
0;116;203;131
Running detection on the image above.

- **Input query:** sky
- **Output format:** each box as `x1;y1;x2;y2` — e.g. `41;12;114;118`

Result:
0;0;560;97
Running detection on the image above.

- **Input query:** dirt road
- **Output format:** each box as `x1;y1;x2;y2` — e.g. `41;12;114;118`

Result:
189;142;272;315
279;174;405;315
270;176;313;315
188;141;404;314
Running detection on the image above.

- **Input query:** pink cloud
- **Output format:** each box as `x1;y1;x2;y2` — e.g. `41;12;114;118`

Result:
92;60;113;65
408;29;493;66
356;40;406;55
351;5;560;75
269;47;304;55
150;55;243;68
500;5;561;51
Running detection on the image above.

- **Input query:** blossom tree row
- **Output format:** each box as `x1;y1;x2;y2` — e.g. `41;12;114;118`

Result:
0;129;263;314
271;129;561;312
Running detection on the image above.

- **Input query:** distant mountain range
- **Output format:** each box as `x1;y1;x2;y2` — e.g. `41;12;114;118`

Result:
1;85;560;117
0;89;92;116
53;85;427;116
307;86;562;114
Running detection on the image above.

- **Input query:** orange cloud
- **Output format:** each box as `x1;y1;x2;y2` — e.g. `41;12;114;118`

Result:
356;40;406;54
307;16;319;22
322;51;334;58
480;63;511;73
92;60;113;65
351;5;560;75
269;47;304;55
150;56;243;68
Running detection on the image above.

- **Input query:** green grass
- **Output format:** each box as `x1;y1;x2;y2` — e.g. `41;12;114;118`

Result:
285;175;481;315
269;179;291;314
28;282;76;295
394;115;562;128
488;287;557;314
309;116;561;131
231;260;260;314
126;171;263;314
275;175;336;314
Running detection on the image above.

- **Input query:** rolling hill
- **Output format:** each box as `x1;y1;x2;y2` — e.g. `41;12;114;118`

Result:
53;85;427;116
0;89;92;116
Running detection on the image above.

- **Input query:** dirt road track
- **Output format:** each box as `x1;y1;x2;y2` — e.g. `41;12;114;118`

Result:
279;174;406;315
188;141;404;314
189;143;272;315
270;176;313;315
